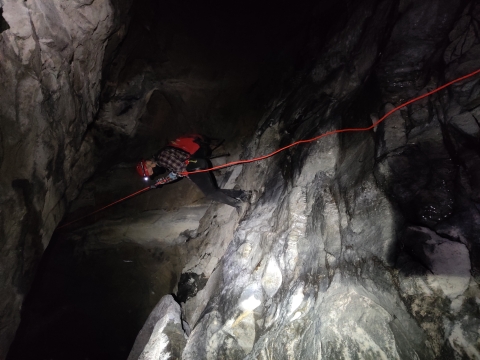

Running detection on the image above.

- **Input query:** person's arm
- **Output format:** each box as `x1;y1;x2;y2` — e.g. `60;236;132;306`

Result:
150;172;179;189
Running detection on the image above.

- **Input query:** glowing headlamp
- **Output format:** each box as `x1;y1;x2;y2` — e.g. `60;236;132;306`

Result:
136;160;149;179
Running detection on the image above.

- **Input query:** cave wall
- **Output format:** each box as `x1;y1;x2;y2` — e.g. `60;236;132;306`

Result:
154;0;479;358
0;0;130;357
1;0;480;358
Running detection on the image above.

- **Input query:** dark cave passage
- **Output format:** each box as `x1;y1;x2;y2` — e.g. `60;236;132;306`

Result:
8;232;179;360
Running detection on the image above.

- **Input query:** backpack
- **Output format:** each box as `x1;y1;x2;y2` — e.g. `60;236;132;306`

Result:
168;135;205;155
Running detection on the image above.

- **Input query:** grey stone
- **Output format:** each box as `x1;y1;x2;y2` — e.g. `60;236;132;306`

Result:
178;2;480;358
449;112;480;137
0;0;121;356
403;226;471;299
128;295;187;360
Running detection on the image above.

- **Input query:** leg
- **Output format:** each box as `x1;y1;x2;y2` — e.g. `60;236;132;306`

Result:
189;172;240;208
220;189;246;199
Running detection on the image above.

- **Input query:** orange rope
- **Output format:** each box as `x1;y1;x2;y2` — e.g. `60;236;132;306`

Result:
56;187;150;230
56;68;480;230
180;68;480;176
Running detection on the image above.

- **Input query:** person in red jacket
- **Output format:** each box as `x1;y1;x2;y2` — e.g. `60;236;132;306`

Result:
136;135;248;209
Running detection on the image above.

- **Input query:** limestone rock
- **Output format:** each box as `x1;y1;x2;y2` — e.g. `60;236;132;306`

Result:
449;112;480;138
3;0;480;359
0;0;125;357
403;226;471;300
128;295;187;360
178;2;480;359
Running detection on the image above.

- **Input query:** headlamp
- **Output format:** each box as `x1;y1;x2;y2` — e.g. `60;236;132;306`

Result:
136;160;148;178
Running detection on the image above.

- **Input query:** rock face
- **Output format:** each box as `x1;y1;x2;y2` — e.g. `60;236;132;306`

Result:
2;0;480;359
0;0;128;357
128;295;187;360
177;1;480;359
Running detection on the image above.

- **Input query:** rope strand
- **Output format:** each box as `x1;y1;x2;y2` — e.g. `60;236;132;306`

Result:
180;68;480;176
56;187;150;230
57;68;480;229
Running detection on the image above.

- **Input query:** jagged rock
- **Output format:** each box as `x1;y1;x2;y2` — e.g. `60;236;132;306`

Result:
128;295;187;360
449;111;480;137
178;2;480;359
0;0;125;357
402;226;471;299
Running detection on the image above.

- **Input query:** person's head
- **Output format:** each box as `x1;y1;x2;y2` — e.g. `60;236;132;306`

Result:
136;159;166;180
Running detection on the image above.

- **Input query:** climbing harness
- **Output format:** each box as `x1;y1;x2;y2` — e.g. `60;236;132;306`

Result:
56;68;480;231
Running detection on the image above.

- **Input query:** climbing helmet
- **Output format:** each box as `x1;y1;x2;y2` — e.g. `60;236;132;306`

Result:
136;160;149;180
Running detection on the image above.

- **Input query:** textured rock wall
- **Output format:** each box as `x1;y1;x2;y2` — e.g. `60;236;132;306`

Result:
0;0;125;357
128;295;187;360
172;0;480;359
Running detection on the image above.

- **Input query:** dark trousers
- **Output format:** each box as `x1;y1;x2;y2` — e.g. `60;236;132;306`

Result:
187;158;242;208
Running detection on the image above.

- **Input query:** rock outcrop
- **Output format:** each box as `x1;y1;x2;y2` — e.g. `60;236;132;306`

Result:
128;295;188;360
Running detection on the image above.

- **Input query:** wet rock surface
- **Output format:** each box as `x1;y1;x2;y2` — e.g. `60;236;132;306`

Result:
178;1;480;359
1;0;480;359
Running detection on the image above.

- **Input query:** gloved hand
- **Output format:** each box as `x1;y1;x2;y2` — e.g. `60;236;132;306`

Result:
150;172;178;189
